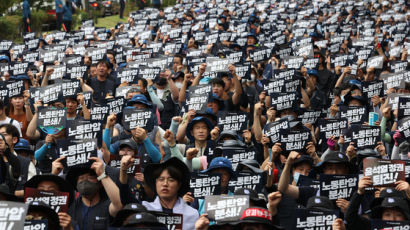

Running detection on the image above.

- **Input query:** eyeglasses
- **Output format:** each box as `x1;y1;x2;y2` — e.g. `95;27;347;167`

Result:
156;177;177;184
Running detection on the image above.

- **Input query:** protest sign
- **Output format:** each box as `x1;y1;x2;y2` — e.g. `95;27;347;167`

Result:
399;117;410;142
138;66;161;80
150;212;183;230
367;56;384;69
37;107;66;135
106;97;126;115
217;112;248;132
57;139;98;167
117;68;139;84
67;120;102;147
205;57;230;73
47;65;66;80
5;80;24;98
390;62;408;73
279;129;312;154
339;106;368;124
387;93;410;110
122;107;155;132
228;171;266;193
216;147;257;171
24;220;48;230
184;93;209;113
188;85;212;95
263;118;290;144
205;195;249;222
90;104;109;122
298;109;322;125
24;187;69;213
362;80;384;99
250;47;272;62
270;92;298;111
0;201;28;230
398;97;410;119
349;125;381;149
295;208;338;230
67;64;88;79
189;172;221;199
363;158;405;187
297;175;320;190
109;155;141;175
283;56;304;69
319;174;358;201
371;220;410;230
317;118;348;143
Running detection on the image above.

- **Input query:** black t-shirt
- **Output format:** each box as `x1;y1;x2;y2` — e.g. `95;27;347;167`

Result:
89;77;116;103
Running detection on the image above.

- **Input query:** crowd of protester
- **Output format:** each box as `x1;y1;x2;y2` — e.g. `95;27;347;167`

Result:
0;0;409;229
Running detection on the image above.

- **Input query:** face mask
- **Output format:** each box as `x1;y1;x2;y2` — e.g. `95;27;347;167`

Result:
340;95;345;103
281;114;296;122
175;82;183;89
77;180;99;197
156;89;165;98
248;74;256;83
293;172;300;184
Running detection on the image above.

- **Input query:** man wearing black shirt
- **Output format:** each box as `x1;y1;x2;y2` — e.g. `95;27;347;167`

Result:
90;60;116;103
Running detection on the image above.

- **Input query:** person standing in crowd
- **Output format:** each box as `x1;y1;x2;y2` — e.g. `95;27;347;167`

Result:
22;0;31;33
62;1;73;32
119;0;125;19
55;0;64;31
152;0;161;9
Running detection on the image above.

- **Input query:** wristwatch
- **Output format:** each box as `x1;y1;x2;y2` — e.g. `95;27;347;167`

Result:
97;171;107;181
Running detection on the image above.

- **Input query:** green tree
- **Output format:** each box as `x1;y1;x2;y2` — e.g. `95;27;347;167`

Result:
0;0;21;15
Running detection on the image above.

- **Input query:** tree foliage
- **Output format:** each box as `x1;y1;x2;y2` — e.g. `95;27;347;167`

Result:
0;0;21;15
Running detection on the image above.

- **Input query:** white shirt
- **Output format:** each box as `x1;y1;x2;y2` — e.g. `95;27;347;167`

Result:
0;117;22;137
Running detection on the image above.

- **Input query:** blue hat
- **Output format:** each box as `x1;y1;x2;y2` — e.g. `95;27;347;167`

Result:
127;94;152;107
208;93;225;110
14;138;33;154
202;157;234;177
247;33;257;39
307;69;319;77
0;55;10;63
186;116;214;142
11;75;29;81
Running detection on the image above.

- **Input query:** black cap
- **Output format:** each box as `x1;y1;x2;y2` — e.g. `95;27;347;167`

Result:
372;197;410;220
124;212;167;228
119;139;137;151
306;196;335;211
111;203;148;227
234;188;266;208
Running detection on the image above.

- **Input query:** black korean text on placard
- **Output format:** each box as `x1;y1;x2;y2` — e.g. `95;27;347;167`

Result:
363;158;405;187
189;172;221;199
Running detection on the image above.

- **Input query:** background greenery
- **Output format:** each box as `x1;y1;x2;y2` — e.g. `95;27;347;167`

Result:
0;0;177;43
